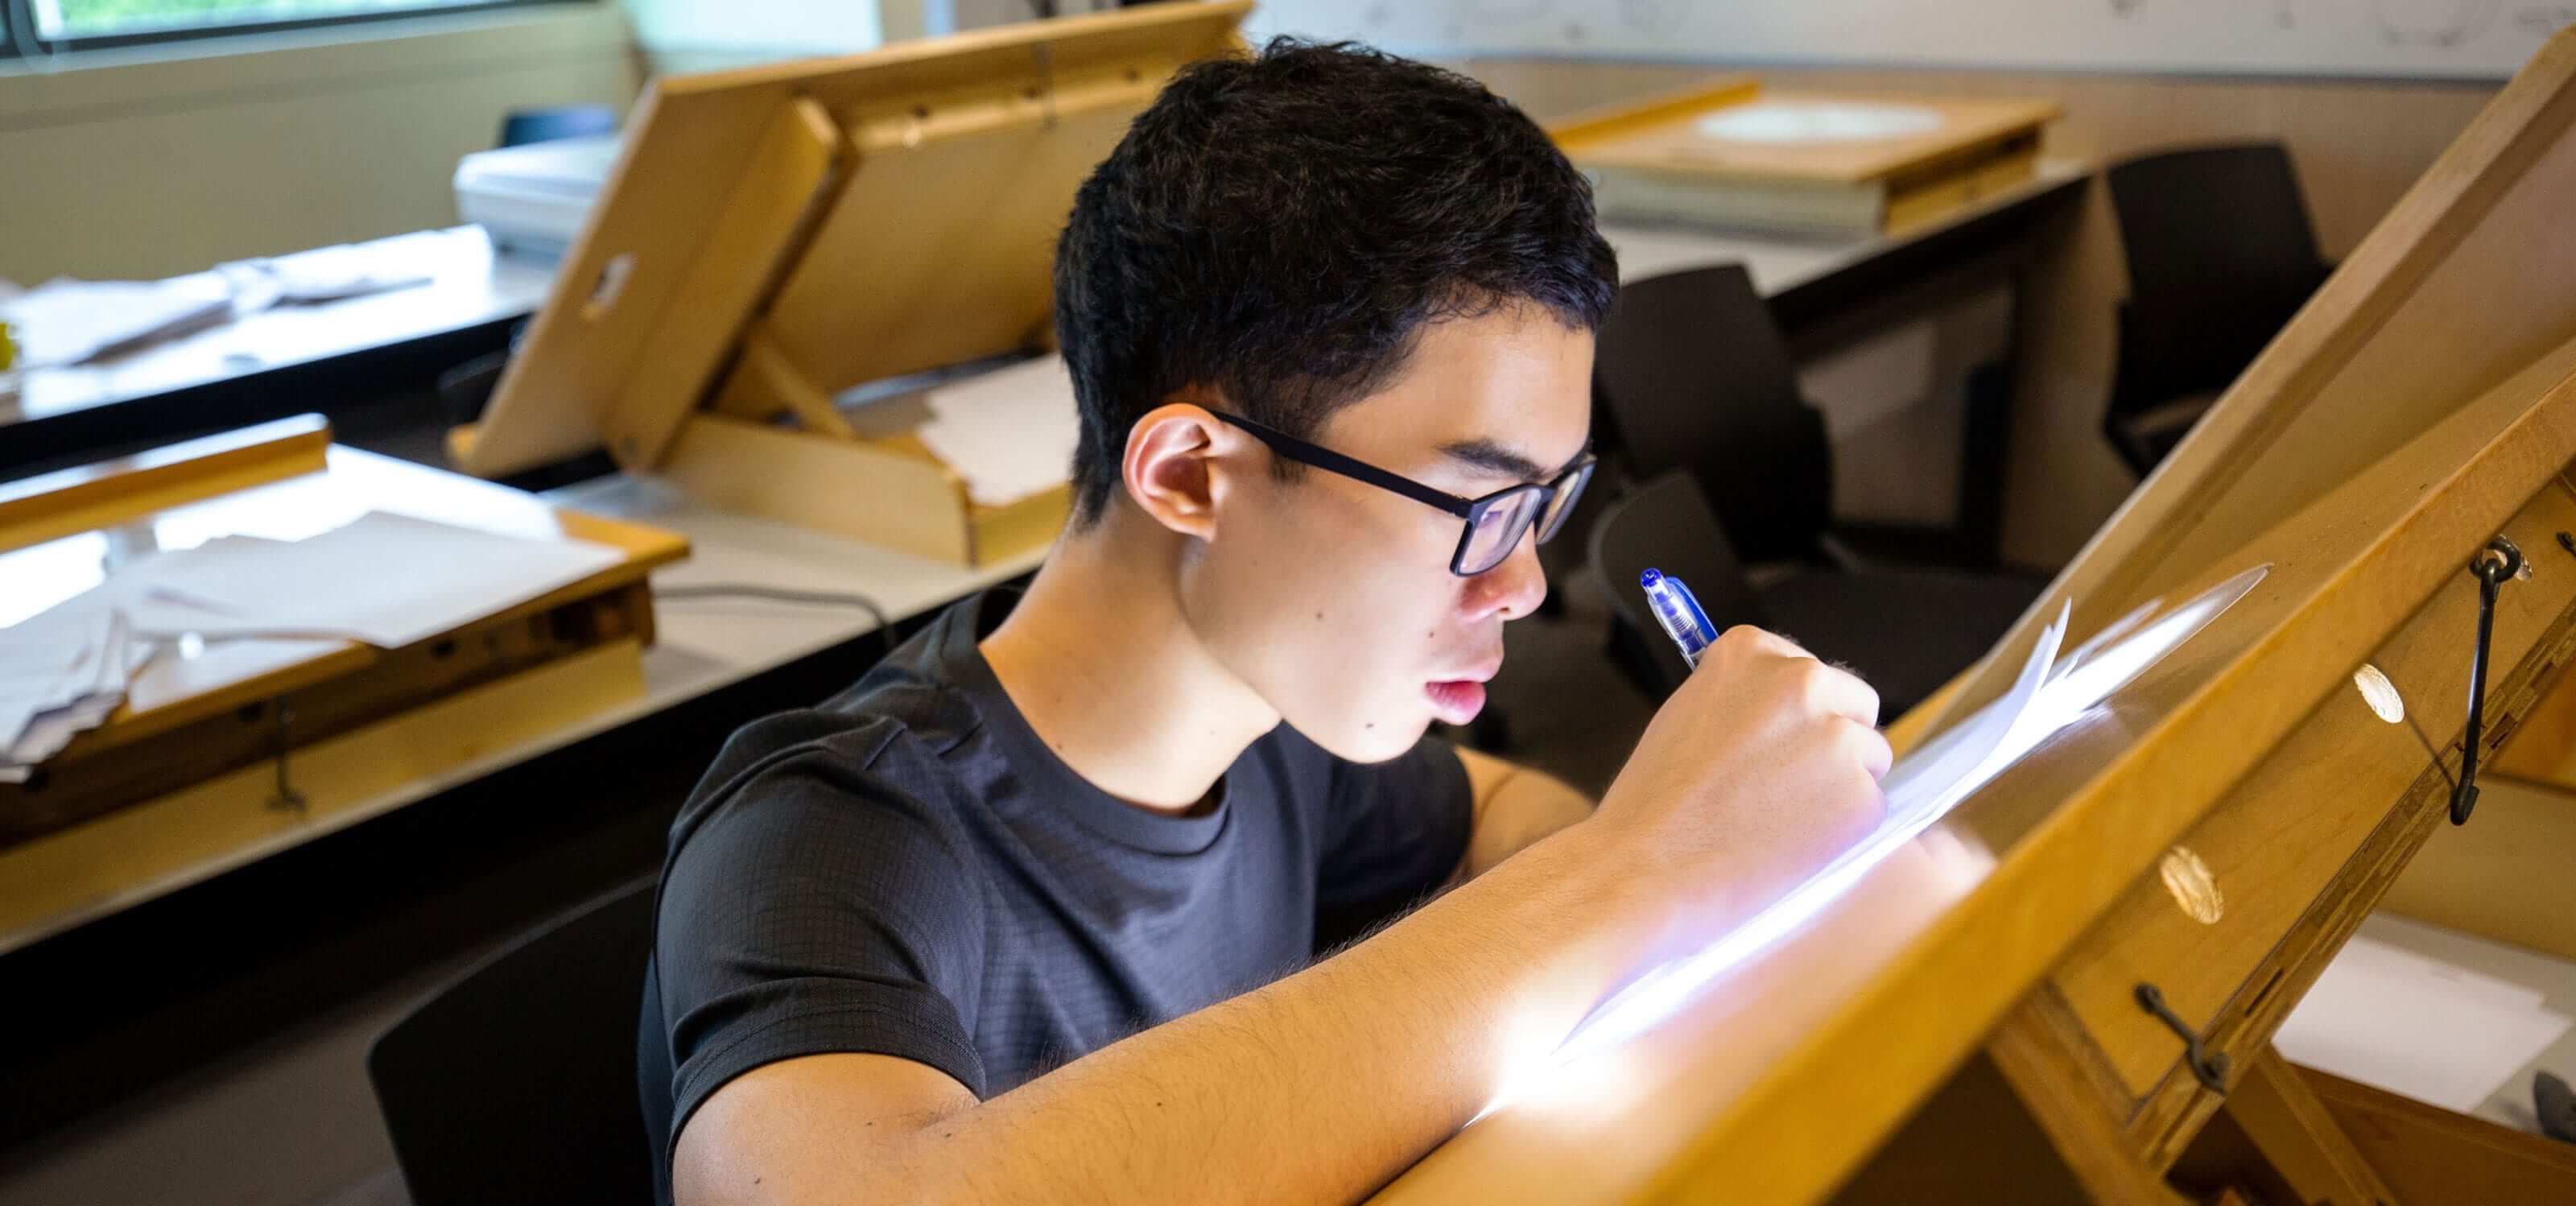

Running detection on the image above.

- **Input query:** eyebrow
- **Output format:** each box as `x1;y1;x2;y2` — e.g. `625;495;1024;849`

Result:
1439;437;1590;484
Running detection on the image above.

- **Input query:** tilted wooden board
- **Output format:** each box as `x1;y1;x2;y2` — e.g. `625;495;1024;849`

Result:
452;3;1249;480
1373;24;2576;1206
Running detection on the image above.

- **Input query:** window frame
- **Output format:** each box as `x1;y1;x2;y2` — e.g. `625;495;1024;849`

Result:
0;0;580;59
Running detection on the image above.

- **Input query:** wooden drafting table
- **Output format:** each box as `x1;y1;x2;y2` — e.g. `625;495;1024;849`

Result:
0;416;686;948
450;2;1253;568
0;440;1046;955
1374;25;2576;1206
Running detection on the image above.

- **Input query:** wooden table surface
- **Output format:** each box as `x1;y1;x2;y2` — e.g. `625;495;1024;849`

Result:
0;466;1044;952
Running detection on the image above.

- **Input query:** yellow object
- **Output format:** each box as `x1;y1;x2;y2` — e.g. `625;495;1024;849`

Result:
0;415;687;863
1547;81;2061;236
0;320;15;373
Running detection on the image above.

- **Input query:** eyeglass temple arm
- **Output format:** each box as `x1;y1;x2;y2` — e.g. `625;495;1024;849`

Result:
1215;413;1477;517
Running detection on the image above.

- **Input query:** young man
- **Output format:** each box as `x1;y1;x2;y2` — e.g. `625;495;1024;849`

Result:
644;39;1890;1206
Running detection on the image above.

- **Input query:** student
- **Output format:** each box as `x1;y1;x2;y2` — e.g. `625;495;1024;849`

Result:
644;39;1889;1206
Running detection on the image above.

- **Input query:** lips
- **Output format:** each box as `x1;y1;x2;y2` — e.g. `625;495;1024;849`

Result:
1426;655;1502;725
1426;679;1488;725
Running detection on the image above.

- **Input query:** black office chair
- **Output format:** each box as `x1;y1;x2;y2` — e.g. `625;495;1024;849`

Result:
1591;264;1835;568
2103;142;2334;476
497;104;618;149
369;876;658;1206
1589;473;2033;717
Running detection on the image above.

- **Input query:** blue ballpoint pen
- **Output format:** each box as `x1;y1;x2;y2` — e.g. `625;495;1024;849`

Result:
1640;568;1719;670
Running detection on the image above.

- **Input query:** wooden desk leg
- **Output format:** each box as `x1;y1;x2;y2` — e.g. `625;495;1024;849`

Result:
1989;993;2195;1206
2223;1048;2400;1206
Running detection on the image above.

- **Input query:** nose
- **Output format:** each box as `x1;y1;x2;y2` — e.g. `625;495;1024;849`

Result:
1464;528;1549;622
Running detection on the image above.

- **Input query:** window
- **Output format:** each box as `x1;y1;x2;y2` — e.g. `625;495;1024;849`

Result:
1;0;568;56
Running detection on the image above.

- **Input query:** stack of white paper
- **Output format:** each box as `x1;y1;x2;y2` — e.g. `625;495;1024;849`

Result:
0;511;621;781
0;593;150;783
2276;934;2574;1112
911;354;1082;508
0;274;237;370
218;246;432;309
117;511;623;648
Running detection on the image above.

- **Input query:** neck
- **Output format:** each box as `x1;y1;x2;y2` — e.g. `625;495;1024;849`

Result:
980;511;1280;812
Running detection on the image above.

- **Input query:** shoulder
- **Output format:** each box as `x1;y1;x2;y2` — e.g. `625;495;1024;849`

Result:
662;650;1006;923
671;611;999;850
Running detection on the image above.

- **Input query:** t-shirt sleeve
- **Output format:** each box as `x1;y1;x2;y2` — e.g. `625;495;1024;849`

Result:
1312;734;1474;951
651;741;991;1156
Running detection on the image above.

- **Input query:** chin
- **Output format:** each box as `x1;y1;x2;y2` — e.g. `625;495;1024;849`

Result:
1307;709;1434;763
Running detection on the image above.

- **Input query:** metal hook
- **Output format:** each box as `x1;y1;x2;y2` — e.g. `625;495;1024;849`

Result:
266;699;308;816
2452;536;2522;825
2136;982;2228;1094
1032;41;1059;130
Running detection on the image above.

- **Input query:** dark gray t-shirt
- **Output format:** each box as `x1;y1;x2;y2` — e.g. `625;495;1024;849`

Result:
638;589;1472;1200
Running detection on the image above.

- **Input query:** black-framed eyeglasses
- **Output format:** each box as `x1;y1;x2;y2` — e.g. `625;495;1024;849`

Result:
1214;412;1596;577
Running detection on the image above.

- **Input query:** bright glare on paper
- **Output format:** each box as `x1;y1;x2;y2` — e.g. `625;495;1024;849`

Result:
1484;564;2269;1114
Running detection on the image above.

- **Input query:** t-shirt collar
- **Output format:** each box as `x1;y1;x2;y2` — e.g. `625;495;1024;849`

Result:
941;589;1234;856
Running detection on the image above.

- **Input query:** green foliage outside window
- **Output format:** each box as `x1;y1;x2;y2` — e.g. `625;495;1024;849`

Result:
40;0;481;39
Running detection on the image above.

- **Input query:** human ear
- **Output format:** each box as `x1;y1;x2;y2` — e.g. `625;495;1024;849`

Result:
1121;398;1256;540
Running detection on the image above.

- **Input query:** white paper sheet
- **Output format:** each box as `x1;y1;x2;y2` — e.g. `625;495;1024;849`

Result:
0;274;236;369
123;510;621;648
221;244;432;306
912;354;1082;508
1539;605;2072;1070
2275;934;2574;1112
1509;566;2272;1095
0;514;616;778
0;588;146;779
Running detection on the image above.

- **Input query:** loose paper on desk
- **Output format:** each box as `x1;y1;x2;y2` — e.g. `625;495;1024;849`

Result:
913;354;1080;508
0;275;235;370
120;510;621;648
0;593;149;782
1;514;618;778
219;245;433;308
2275;932;2574;1113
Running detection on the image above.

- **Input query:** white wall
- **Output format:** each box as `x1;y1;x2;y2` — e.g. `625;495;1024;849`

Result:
621;0;881;72
0;6;638;283
1255;0;2570;80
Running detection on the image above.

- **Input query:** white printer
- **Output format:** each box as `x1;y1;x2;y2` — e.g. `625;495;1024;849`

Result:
452;134;622;262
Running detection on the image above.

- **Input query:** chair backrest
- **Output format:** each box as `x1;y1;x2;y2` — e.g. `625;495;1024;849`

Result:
2105;142;2330;404
369;876;658;1206
1591;264;1834;564
1588;471;1770;697
498;104;618;149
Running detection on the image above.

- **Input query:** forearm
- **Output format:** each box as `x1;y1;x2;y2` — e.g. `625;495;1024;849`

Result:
881;823;1662;1206
1457;749;1595;878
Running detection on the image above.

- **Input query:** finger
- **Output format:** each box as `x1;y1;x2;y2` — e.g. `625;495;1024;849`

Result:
1802;662;1882;729
1721;624;1817;663
1842;718;1895;780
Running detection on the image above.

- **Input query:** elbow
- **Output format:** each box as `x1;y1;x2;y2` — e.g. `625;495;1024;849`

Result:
674;1129;968;1206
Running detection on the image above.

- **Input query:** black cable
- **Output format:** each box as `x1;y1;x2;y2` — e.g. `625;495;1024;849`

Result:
657;584;891;643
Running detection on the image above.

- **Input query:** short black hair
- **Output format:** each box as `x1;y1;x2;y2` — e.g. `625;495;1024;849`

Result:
1053;38;1619;524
